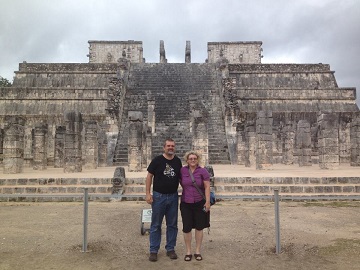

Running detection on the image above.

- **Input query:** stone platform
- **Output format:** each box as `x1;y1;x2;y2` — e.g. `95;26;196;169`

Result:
2;164;359;179
0;165;360;202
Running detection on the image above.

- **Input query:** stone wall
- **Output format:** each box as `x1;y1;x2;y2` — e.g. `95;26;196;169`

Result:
207;42;262;64
88;40;144;63
0;40;359;172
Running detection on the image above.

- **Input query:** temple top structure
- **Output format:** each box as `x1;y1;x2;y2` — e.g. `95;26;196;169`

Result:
87;40;263;64
87;40;144;63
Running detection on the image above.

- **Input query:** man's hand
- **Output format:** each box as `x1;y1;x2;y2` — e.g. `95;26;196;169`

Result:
146;194;153;204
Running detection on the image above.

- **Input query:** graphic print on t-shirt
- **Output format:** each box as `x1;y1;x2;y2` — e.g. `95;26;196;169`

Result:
163;163;176;177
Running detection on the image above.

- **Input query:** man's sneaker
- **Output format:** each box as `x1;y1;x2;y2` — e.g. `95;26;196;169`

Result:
149;253;158;262
166;250;178;260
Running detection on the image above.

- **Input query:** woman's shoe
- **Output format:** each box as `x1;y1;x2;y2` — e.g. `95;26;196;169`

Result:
184;254;192;261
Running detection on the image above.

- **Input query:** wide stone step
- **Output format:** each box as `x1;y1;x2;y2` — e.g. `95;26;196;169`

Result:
215;184;360;193
0;193;112;202
0;178;112;185
215;177;360;185
213;192;360;200
0;185;112;194
121;184;360;195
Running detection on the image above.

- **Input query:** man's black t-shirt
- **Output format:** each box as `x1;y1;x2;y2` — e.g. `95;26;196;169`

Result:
147;155;182;194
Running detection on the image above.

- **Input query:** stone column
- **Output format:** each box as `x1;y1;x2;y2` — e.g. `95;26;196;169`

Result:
32;123;48;170
146;126;152;167
54;126;65;168
128;111;143;172
185;40;191;63
256;111;273;170
338;113;351;164
64;111;83;173
296;120;312;166
283;119;295;165
193;117;209;166
3;116;25;174
350;112;360;166
84;120;98;169
97;125;108;167
141;123;148;169
318;112;339;169
237;124;246;165
0;128;3;165
245;118;256;168
147;99;155;134
160;40;167;63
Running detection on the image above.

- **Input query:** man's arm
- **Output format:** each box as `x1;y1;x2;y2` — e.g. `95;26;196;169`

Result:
145;172;154;204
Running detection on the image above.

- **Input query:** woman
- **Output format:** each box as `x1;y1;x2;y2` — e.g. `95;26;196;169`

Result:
180;150;211;262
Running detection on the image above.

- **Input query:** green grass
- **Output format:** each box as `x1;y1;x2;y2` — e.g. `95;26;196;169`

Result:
319;238;360;256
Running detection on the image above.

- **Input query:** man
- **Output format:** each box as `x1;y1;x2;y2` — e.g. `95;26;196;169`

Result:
146;138;182;262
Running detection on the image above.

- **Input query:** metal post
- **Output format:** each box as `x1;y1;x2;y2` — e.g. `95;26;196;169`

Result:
82;188;89;252
274;189;281;254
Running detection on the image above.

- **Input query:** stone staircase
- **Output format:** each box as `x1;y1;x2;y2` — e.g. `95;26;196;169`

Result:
122;176;360;201
214;176;360;200
0;177;113;202
1;174;359;202
112;63;230;164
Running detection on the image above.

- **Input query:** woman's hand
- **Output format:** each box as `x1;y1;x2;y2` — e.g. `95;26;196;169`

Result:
203;201;211;212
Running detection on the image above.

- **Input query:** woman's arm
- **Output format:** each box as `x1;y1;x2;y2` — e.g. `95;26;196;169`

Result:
203;180;211;212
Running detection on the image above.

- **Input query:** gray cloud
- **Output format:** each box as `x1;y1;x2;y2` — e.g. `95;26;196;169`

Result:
1;0;359;104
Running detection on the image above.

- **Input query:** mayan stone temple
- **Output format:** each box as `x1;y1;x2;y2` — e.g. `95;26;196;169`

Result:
0;40;359;201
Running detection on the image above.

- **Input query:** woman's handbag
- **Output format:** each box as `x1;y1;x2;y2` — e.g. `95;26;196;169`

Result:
188;168;216;205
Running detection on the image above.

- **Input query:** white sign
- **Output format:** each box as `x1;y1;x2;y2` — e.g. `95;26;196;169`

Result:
142;209;152;223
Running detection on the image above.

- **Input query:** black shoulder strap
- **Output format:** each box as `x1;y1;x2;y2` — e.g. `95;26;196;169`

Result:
188;167;205;200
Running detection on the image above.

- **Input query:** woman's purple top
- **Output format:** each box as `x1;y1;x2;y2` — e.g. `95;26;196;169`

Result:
180;166;210;203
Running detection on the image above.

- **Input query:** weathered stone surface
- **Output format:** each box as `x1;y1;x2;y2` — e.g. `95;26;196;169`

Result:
128;112;143;172
0;40;359;172
112;166;125;195
64;111;83;173
32;123;48;170
256;111;273;170
3;116;25;174
84;121;98;169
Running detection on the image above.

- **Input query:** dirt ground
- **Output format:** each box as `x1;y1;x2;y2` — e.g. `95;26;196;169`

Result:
0;200;360;270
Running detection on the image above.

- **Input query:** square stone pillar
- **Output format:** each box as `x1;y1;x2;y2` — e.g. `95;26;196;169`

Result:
3;116;25;173
0;128;3;165
245;118;256;168
64;111;83;173
33;123;48;170
282;117;295;165
193;117;209;166
84;121;98;169
54;126;65;168
128;111;143;172
318;112;339;169
256;111;273;170
296;120;312;166
97;125;108;167
350;112;360;166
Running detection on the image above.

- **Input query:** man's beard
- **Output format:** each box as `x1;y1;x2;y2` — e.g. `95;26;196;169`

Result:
167;150;174;155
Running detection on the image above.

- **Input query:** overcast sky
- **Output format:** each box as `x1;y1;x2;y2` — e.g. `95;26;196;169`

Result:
1;0;359;104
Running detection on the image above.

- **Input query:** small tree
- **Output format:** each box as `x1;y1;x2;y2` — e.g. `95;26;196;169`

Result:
0;76;12;87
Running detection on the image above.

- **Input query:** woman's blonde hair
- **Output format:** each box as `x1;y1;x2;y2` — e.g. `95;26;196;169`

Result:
183;150;202;164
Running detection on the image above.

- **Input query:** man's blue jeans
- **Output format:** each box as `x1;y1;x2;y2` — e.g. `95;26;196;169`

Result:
149;191;178;253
